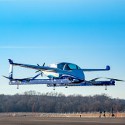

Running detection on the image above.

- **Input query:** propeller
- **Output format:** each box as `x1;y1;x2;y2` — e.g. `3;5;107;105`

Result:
43;62;45;67
90;77;125;82
35;62;45;76
90;77;102;81
104;77;125;82
3;75;12;80
35;70;43;77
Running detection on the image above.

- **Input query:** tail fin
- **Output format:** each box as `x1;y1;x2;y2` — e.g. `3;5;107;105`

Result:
8;59;13;64
9;60;13;79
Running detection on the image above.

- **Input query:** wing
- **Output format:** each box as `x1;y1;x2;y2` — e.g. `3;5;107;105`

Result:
8;59;82;80
8;59;58;72
82;65;110;71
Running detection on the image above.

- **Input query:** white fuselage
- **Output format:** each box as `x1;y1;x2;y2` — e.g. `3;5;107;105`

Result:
43;63;85;81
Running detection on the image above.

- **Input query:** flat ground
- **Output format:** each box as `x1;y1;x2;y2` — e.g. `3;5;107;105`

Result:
0;116;125;125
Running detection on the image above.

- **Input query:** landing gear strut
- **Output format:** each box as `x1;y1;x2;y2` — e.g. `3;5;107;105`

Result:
105;85;107;90
53;84;56;90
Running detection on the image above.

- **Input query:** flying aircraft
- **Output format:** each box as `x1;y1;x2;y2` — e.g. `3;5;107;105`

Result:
4;59;124;90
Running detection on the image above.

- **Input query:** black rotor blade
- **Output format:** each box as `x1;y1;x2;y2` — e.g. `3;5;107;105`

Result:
104;77;125;82
90;77;125;82
90;77;102;81
43;63;45;66
35;70;41;73
3;75;11;79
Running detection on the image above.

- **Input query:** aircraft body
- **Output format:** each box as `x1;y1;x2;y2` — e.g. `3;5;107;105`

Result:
4;59;124;89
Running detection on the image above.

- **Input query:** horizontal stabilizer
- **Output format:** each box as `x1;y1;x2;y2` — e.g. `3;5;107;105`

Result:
3;75;12;80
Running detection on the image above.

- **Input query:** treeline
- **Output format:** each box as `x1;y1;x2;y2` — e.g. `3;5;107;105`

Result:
0;91;125;113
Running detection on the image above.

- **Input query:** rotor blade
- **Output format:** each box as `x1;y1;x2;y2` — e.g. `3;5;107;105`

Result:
3;75;11;79
90;77;102;81
35;70;41;73
36;63;45;73
104;77;125;82
3;75;31;81
35;70;43;77
90;77;125;82
43;63;45;66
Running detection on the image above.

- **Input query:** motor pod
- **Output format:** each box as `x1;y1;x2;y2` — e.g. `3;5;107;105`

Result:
110;79;115;85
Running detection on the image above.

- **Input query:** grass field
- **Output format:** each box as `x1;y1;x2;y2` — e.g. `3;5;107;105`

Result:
0;113;125;125
0;116;125;125
0;112;125;118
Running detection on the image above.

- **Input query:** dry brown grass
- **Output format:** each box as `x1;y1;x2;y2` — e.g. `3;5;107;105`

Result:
0;115;125;125
0;112;125;118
